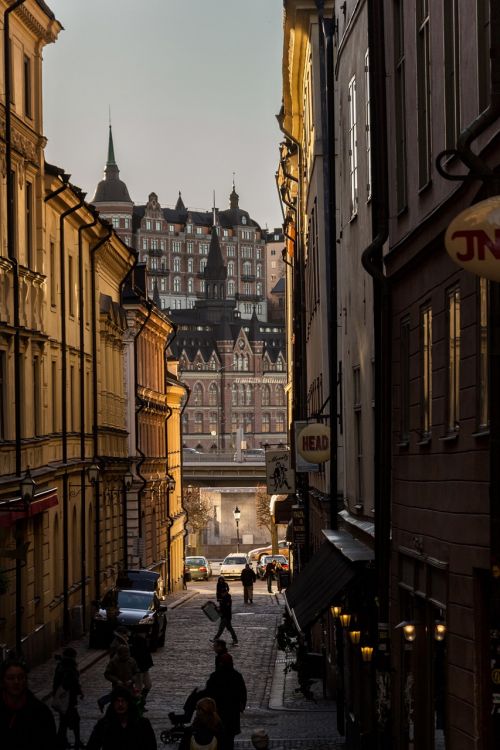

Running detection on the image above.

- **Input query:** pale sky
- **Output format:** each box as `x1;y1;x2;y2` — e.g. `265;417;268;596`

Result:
43;0;284;231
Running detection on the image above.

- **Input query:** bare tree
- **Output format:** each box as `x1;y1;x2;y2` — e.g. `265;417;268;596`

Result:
183;485;212;553
255;484;284;554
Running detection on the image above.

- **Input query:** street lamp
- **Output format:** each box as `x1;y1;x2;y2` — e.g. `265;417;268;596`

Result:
233;506;241;552
20;467;36;508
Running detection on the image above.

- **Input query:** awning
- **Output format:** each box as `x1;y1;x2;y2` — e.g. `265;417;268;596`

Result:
284;530;374;632
0;488;58;527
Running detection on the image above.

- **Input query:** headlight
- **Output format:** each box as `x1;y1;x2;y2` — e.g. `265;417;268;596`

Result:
139;615;155;625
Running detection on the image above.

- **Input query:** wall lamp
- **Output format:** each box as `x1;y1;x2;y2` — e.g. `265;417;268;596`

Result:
339;612;352;628
20;467;36;507
360;646;374;662
330;605;342;619
349;629;361;645
396;620;417;642
434;621;446;641
87;463;101;485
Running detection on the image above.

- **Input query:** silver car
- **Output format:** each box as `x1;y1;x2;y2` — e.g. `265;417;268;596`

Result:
219;553;250;579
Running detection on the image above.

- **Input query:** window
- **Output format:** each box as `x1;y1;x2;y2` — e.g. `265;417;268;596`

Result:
400;317;410;441
394;1;407;211
477;0;490;112
23;55;32;118
365;49;372;199
50;241;56;306
446;287;460;432
416;0;431;187
187;278;194;293
275;412;285;433
444;0;460;149
68;255;74;316
146;219;152;230
142;238;148;250
227;280;235;296
421;304;433;436
256;283;262;296
193;383;203;406
194;412;203;433
262;413;270;433
227;245;235;256
25;181;33;268
209;383;218;406
155;221;161;231
186;224;192;234
200;259;207;272
173;257;181;273
112;217;120;228
151;239;159;250
227;261;234;276
187;241;194;253
200;243;209;255
69;364;75;432
256;264;262;278
169;224;175;233
354;410;363;505
256;248;261;259
188;259;194;273
196;227;203;235
478;278;489;429
173;277;181;292
348;75;358;216
243;261;252;276
173;241;181;252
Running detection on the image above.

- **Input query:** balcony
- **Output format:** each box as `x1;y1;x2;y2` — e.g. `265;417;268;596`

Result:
235;293;264;302
241;274;256;282
154;267;170;276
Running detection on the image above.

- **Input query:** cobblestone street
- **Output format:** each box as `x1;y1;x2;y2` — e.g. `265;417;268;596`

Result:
30;578;343;748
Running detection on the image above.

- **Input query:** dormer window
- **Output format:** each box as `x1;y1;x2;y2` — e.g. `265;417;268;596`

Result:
186;224;192;234
242;216;247;225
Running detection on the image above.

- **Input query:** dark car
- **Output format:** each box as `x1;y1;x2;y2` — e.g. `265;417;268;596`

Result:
184;556;212;581
117;569;160;593
256;554;289;580
89;588;167;651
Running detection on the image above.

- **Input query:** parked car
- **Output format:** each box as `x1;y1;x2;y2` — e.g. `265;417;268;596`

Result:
256;554;289;580
249;542;290;571
89;588;167;651
219;553;251;579
234;448;265;462
116;569;160;593
185;555;212;581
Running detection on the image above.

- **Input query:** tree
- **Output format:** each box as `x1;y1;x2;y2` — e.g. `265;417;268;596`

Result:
183;485;212;553
255;484;285;554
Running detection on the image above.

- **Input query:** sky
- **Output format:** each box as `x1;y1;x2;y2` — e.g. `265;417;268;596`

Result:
43;0;284;231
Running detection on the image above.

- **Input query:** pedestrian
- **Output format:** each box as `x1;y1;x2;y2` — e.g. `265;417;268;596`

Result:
179;696;225;750
98;644;139;713
205;653;247;750
216;576;229;603
130;630;154;709
212;639;228;669
52;646;84;749
274;561;283;593
0;655;58;749
213;590;238;645
109;625;131;656
240;563;256;604
86;685;157;750
264;559;276;593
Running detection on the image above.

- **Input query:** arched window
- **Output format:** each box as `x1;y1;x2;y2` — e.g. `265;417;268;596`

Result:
243;261;251;276
243;355;249;371
262;413;270;433
256;264;262;278
173;276;181;292
275;385;285;406
188;278;194;293
256;282;262;296
227;261;234;276
262;385;271;406
275;412;285;432
209;382;218;406
173;257;181;273
193;383;203;406
188;259;194;273
228;280;235;296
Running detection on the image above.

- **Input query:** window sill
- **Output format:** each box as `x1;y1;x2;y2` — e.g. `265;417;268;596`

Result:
439;432;458;443
417;435;431;446
397;440;409;449
472;429;489;439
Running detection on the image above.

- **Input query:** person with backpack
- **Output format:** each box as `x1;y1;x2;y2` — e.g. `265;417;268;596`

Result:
52;646;84;749
240;563;256;604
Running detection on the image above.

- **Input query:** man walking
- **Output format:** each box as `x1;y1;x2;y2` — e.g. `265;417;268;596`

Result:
213;590;238;645
240;563;256;604
205;652;247;750
264;559;276;593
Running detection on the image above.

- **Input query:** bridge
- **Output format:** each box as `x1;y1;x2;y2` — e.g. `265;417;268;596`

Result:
181;452;267;487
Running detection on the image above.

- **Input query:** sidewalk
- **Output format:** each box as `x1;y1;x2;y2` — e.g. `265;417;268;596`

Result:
29;589;197;703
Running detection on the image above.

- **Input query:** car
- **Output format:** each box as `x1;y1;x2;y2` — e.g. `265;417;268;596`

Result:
184;555;212;581
219;553;251;579
183;447;202;455
256;554;289;580
249;542;290;570
116;569;160;593
89;588;167;651
234;448;266;462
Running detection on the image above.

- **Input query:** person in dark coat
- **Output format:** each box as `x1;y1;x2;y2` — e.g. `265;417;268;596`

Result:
205;653;247;750
240;563;256;604
130;631;154;707
86;685;157;750
212;639;228;669
264;560;276;593
178;696;225;750
0;656;57;749
52;646;84;749
213;591;238;645
216;576;229;602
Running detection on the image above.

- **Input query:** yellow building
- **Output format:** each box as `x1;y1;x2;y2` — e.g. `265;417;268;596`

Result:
0;0;185;663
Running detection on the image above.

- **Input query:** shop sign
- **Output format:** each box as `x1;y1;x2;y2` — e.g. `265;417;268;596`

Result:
445;197;500;280
297;422;331;463
294;421;319;472
292;506;306;544
265;449;295;494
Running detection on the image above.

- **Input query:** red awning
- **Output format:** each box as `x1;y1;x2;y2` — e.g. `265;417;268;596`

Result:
0;487;58;527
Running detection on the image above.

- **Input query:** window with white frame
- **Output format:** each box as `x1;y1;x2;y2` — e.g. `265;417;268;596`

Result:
173;277;181;292
187;241;194;253
196;227;203;235
256;264;262;277
155;220;162;231
146;219;152;230
256;283;262;296
227;261;234;276
243;261;252;276
173;257;181;272
169;224;175;233
227;280;235;296
188;259;194;273
188;278;194;293
186;223;192;234
244;283;251;295
142;238;148;250
227;245;235;256
173;241;181;252
200;259;207;272
200;243;209;255
348;75;358;216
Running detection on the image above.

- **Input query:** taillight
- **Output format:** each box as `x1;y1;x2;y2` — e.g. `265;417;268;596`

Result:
199;566;207;572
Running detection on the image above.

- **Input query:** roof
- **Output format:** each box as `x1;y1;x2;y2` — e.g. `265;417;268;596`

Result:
91;126;132;204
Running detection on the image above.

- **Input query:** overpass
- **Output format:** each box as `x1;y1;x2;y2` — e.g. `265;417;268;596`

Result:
182;452;267;487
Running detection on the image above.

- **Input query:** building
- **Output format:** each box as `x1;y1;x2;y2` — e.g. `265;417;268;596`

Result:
167;223;287;453
265;228;286;323
91;132;269;321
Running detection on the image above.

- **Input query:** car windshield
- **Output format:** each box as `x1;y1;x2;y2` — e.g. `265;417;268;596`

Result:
187;558;206;565
223;556;247;565
262;555;287;565
117;591;153;610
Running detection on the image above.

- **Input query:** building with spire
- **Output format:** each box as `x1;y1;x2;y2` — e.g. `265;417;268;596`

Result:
91;129;271;321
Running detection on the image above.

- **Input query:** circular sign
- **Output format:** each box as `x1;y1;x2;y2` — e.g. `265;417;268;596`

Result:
297;423;331;463
445;197;500;281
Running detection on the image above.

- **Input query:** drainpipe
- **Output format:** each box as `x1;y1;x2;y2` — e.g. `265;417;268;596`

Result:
4;0;28;481
179;380;191;588
276;114;310;564
90;224;112;599
59;192;85;639
360;1;390;746
77;210;98;626
316;1;338;531
163;326;178;591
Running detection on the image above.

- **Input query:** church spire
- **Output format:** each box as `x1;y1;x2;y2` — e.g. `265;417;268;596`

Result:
107;124;117;166
229;175;239;209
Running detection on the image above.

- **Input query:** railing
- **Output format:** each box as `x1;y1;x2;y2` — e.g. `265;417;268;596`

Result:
182;451;265;464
